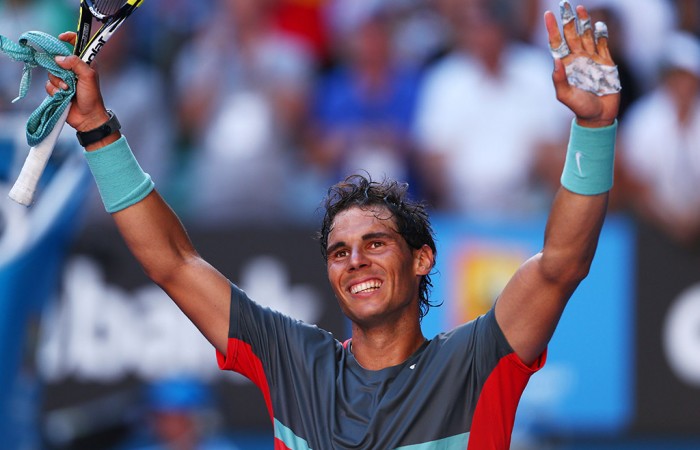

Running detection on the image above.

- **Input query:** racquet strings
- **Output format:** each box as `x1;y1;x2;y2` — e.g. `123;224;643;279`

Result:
87;0;129;17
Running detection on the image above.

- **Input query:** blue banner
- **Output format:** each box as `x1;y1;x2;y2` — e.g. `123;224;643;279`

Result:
423;214;635;436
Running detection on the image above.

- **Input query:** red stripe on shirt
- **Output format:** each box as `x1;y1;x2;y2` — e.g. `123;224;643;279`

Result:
217;337;274;423
274;438;293;449
467;350;546;449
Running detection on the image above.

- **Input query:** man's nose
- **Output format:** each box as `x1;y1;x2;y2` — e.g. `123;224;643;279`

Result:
349;247;370;271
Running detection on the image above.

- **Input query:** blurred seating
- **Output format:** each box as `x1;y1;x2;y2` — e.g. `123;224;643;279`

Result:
0;127;90;449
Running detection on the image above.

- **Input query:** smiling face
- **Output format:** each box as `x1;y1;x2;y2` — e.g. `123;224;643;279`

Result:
326;205;433;329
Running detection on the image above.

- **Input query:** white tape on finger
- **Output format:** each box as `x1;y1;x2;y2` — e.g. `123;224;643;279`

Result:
565;56;621;96
550;41;571;59
594;22;609;42
577;17;592;36
560;0;575;25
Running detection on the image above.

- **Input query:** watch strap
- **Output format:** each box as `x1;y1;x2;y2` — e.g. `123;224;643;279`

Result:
76;110;121;147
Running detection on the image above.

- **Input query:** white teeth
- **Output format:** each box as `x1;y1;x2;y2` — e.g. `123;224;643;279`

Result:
350;280;382;294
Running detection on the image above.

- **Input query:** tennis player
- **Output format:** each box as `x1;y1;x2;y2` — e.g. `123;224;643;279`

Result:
48;2;620;448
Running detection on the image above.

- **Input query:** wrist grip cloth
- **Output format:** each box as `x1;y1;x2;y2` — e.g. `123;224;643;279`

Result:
84;135;154;212
561;119;617;195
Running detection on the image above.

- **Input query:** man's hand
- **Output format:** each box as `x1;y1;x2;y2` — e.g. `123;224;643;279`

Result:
545;2;620;128
45;32;110;133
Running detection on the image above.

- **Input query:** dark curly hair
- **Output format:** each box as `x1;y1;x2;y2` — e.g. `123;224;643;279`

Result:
318;174;440;320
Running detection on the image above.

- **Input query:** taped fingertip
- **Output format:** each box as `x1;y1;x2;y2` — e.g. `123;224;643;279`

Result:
559;0;575;25
594;21;609;40
577;17;592;35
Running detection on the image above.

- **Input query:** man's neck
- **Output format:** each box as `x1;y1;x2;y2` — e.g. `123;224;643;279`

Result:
349;322;426;371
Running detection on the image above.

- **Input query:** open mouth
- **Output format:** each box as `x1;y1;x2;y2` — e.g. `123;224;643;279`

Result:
350;280;382;295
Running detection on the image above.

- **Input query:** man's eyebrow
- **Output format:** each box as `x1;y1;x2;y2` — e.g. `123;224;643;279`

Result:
362;232;394;241
326;241;346;255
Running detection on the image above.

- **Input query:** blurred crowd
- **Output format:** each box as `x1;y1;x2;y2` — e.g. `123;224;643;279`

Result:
1;0;699;245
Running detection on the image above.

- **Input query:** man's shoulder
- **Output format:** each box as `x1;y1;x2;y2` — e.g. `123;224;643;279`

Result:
432;309;497;344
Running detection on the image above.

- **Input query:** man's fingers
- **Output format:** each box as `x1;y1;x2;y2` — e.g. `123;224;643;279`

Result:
544;11;561;45
58;32;77;46
47;73;69;90
55;55;94;79
545;10;571;59
551;58;571;97
45;80;61;97
576;6;596;54
560;1;582;54
545;11;562;51
548;3;616;67
594;22;613;62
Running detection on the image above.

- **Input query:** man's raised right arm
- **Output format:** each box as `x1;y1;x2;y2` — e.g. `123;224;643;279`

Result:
51;34;231;355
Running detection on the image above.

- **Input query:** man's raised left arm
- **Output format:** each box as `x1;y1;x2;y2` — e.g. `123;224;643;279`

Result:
494;1;621;365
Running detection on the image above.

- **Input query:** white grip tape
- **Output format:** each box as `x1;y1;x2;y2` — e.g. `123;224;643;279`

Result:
565;56;621;96
8;105;71;206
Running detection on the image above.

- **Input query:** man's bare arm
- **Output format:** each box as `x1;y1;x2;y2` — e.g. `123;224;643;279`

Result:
51;33;231;355
496;188;608;365
112;192;232;355
494;2;621;365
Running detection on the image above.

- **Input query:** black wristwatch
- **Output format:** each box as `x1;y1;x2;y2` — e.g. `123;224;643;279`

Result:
76;110;121;147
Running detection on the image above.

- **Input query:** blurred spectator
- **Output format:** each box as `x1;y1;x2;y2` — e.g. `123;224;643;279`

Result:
423;0;468;65
172;0;317;226
326;0;449;69
273;0;330;65
413;0;569;217
128;0;214;75
116;378;239;450
673;0;700;38
305;3;423;195
511;0;543;45
618;31;700;246
387;0;451;69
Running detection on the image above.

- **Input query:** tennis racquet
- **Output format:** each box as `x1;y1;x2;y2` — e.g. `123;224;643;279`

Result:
8;0;145;206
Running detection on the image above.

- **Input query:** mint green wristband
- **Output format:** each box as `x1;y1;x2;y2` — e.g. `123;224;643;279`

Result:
84;136;155;213
560;119;617;195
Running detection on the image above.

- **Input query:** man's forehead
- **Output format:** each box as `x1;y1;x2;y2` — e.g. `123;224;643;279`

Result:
328;205;398;239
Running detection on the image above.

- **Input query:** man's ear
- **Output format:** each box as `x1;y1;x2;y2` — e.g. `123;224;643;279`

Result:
414;244;435;276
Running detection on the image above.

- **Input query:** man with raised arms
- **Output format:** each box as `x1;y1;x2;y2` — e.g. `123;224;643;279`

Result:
47;2;620;448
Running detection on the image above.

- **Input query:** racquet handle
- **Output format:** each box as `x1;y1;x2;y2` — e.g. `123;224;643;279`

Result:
8;105;71;206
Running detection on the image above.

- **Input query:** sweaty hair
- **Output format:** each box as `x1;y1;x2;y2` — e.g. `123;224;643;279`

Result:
318;174;440;320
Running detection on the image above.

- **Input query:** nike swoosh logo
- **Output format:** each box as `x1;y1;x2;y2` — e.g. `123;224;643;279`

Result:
575;151;584;176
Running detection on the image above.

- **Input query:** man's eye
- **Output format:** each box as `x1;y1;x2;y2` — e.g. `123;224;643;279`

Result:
334;250;348;258
370;241;384;249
